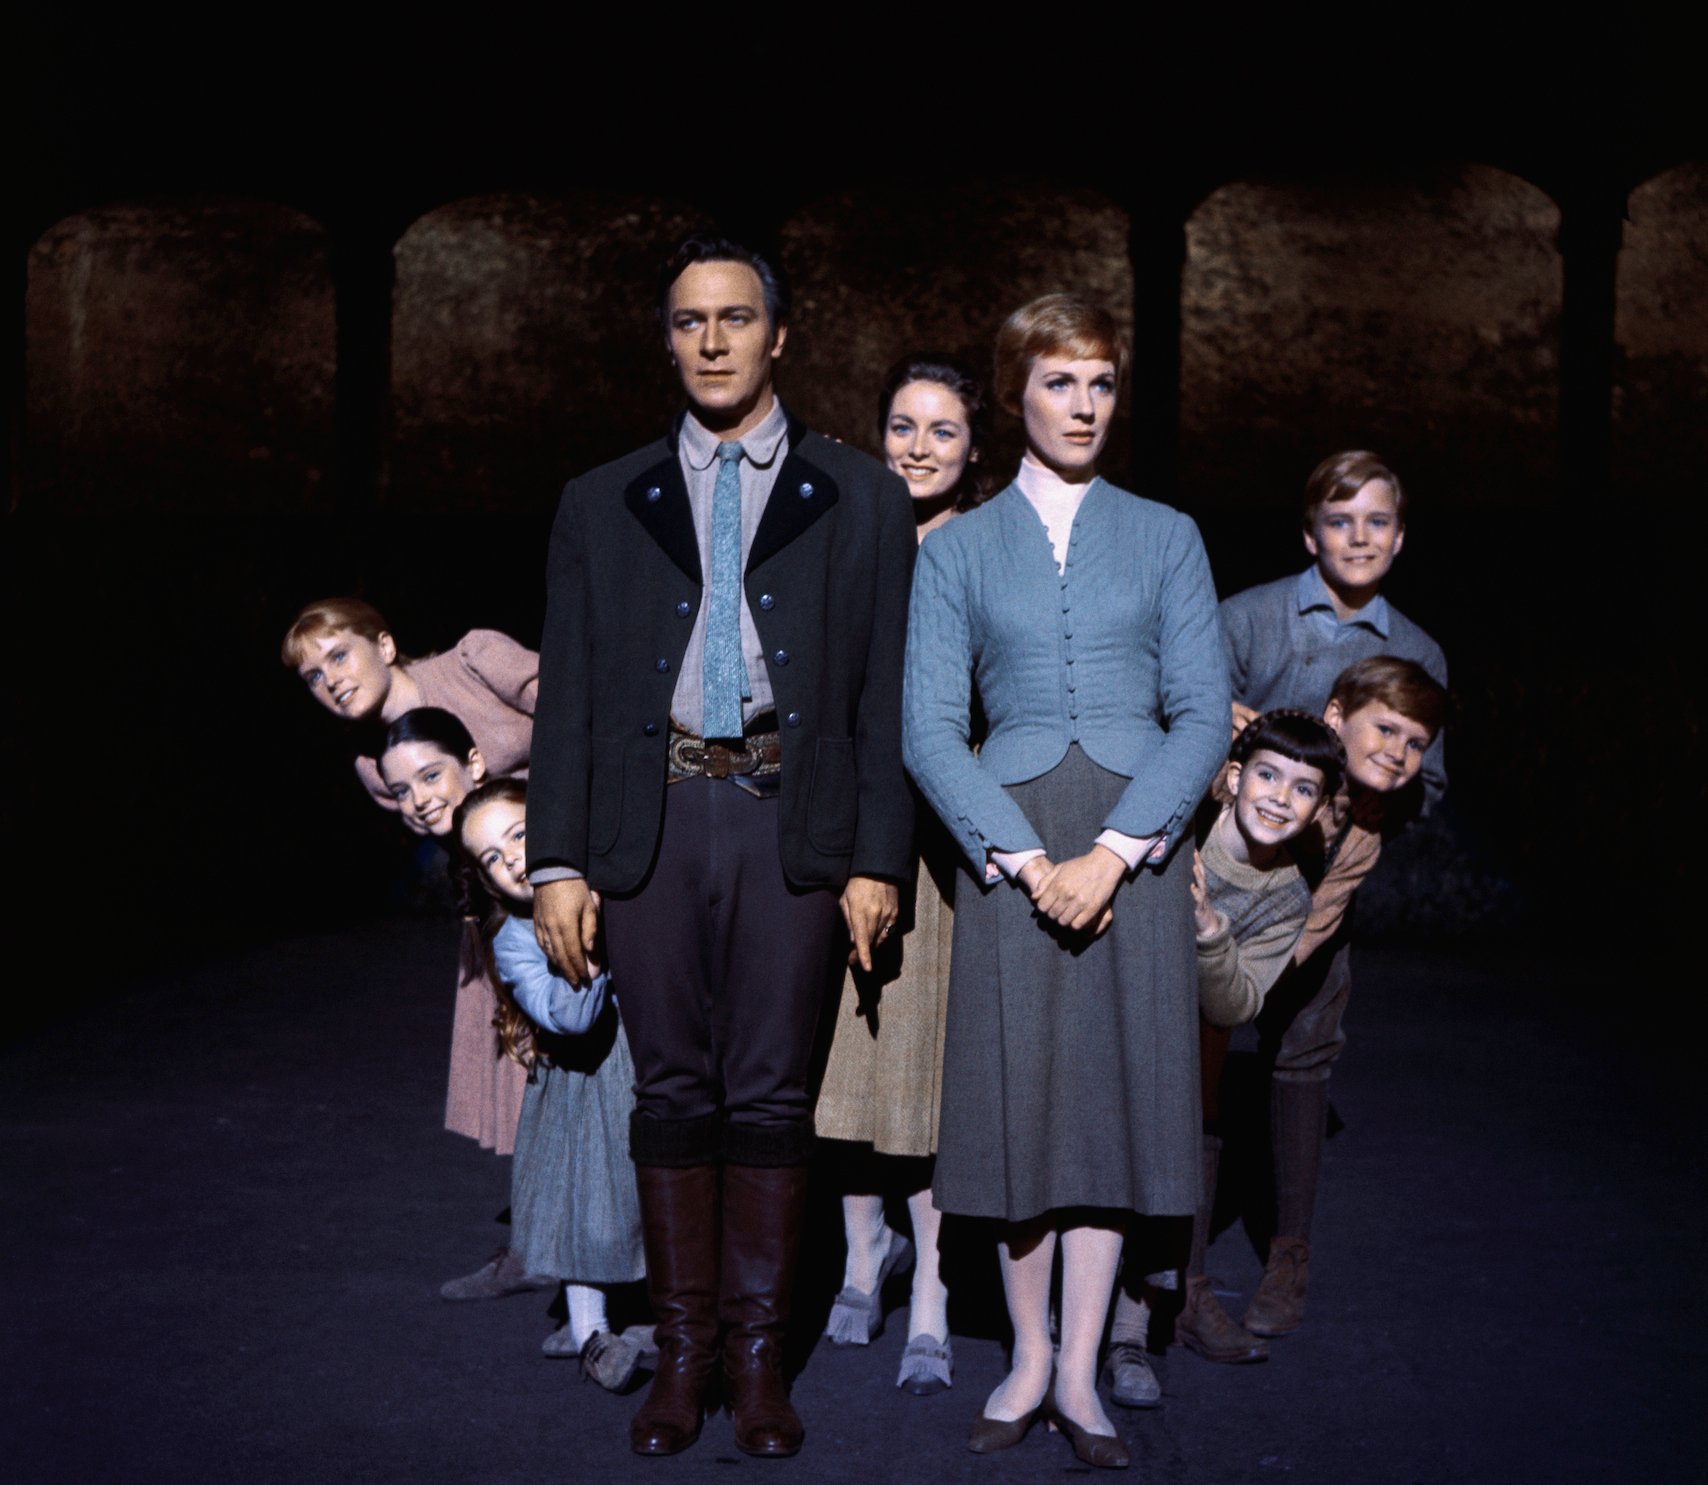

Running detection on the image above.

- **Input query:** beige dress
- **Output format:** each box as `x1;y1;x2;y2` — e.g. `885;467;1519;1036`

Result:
814;829;954;1157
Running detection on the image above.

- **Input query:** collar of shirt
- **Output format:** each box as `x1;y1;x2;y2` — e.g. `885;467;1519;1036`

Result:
1295;565;1391;639
679;396;790;472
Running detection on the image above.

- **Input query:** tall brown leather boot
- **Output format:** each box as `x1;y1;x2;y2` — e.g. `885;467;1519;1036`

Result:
628;1162;721;1456
720;1159;809;1457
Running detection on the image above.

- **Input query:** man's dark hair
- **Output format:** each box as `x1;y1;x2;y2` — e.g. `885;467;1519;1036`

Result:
657;233;790;333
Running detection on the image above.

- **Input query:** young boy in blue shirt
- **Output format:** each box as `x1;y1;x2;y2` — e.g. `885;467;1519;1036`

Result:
1219;450;1447;808
1219;455;1448;1342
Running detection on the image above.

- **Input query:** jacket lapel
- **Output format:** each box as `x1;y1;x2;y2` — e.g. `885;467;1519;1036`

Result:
747;416;840;575
622;450;701;586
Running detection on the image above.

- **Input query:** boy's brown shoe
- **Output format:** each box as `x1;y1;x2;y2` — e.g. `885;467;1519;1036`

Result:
1177;1275;1269;1362
1244;1237;1310;1337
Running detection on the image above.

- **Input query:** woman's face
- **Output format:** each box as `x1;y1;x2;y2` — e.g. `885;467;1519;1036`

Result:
883;380;975;504
461;797;532;906
378;741;484;836
1020;354;1117;476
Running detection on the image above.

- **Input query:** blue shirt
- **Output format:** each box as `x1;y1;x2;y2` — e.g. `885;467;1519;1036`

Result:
492;915;612;1036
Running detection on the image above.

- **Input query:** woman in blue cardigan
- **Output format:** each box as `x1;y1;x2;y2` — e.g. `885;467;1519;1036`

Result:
902;296;1229;1467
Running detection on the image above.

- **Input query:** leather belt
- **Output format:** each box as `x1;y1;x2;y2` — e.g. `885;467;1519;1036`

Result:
667;719;782;785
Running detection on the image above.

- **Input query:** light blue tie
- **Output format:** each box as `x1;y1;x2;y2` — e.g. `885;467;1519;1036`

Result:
702;441;750;739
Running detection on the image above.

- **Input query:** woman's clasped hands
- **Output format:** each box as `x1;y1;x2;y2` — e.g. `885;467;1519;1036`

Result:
1017;844;1142;938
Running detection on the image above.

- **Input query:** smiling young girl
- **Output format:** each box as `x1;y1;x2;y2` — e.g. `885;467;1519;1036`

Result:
454;778;650;1389
281;597;537;815
814;355;994;1395
376;708;536;1299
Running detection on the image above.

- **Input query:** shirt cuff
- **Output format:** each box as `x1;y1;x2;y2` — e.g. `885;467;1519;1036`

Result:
527;866;583;884
988;847;1046;883
1095;829;1166;871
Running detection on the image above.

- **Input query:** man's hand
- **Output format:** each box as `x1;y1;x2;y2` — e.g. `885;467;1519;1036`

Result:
841;874;900;972
1034;845;1128;933
1230;701;1259;740
534;878;601;986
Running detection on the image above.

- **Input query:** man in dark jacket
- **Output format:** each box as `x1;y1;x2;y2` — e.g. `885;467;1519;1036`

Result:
527;234;915;1458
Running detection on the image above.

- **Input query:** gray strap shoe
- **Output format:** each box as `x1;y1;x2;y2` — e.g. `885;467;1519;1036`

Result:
896;1333;953;1395
824;1232;915;1346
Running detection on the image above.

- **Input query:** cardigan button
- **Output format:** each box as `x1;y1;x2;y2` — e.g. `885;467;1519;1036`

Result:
759;593;775;610
785;711;801;727
646;485;662;503
675;600;692;617
798;482;814;499
773;648;790;666
655;658;670;673
643;722;659;737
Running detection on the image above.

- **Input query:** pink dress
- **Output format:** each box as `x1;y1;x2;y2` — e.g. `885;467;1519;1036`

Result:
359;629;539;1155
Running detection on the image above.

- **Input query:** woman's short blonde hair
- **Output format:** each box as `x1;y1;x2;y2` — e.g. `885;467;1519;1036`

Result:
993;294;1128;414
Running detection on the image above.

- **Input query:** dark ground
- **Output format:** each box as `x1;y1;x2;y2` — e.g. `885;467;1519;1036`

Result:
2;920;1700;1484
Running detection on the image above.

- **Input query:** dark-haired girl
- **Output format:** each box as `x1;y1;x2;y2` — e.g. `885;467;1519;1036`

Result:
814;355;993;1395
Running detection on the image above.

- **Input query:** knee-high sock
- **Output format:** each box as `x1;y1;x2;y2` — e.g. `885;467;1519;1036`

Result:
1188;1134;1222;1278
1272;1078;1328;1242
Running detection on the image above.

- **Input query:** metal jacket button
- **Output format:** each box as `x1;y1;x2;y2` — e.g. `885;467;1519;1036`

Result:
798;482;814;498
643;722;659;736
676;600;691;617
773;649;790;666
785;711;801;727
655;658;670;673
646;485;662;502
759;593;775;610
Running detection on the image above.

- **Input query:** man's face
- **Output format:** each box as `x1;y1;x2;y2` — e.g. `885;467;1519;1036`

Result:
665;260;784;426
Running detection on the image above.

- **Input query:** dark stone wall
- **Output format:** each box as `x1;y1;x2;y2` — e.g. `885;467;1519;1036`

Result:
1613;163;1708;492
24;201;336;513
1181;166;1561;530
781;184;1132;472
388;194;710;513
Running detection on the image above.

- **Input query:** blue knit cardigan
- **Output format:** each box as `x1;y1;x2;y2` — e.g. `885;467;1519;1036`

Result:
902;478;1231;877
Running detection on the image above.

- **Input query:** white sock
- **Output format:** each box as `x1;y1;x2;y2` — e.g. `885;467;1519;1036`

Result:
566;1283;608;1349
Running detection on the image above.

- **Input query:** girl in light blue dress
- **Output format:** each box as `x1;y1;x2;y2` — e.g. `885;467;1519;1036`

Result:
454;777;650;1391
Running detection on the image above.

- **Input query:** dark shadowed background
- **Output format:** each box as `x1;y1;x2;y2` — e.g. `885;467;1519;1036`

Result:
6;20;1703;1029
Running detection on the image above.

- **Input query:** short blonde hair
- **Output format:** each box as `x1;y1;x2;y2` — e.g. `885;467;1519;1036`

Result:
993;294;1128;414
280;596;392;667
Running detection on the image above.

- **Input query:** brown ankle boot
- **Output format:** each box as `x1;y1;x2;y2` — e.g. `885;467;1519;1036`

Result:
1176;1274;1270;1362
628;1164;721;1456
720;1161;809;1457
1244;1236;1310;1337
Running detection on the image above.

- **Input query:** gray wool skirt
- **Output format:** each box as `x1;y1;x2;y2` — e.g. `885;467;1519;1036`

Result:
932;745;1202;1224
509;1003;645;1285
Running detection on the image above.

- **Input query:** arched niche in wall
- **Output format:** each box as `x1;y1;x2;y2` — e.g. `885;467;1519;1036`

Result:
780;184;1133;477
1613;163;1708;503
387;193;711;514
24;200;336;514
1180;166;1561;570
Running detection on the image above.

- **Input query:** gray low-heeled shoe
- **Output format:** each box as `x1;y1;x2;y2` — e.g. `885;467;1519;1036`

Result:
579;1328;649;1392
439;1247;557;1302
1103;1340;1162;1408
896;1332;953;1395
824;1232;914;1345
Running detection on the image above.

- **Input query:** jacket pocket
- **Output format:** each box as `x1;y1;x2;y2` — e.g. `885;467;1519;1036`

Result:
806;736;857;855
587;735;626;856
